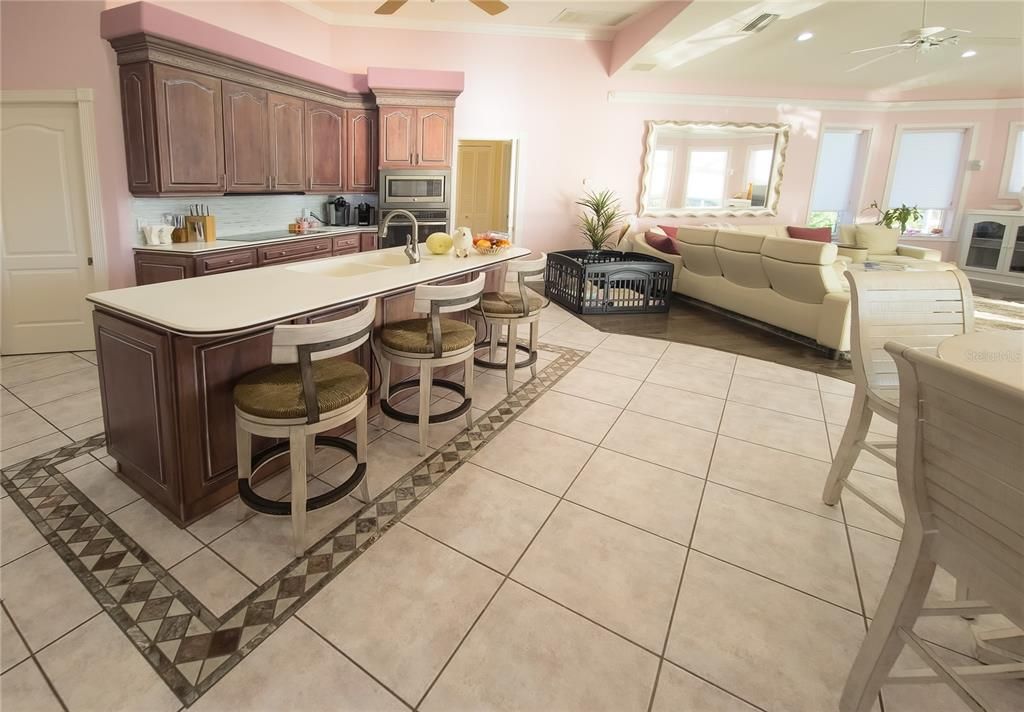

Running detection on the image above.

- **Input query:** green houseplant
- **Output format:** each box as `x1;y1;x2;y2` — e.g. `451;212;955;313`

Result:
577;189;626;251
867;200;922;235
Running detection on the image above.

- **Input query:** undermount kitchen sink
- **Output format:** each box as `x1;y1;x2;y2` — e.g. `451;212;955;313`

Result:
286;261;389;278
356;252;420;268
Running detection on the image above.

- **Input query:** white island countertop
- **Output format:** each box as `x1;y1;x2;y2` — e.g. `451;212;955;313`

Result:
89;246;530;335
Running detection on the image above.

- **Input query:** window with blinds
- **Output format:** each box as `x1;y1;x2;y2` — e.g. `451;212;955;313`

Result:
808;129;868;234
1000;123;1024;198
888;128;967;236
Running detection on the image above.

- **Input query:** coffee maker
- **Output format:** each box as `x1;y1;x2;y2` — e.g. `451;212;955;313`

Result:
327;197;351;226
355;202;376;226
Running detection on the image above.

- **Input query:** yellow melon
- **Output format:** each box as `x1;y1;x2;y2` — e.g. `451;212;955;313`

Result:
425;232;453;255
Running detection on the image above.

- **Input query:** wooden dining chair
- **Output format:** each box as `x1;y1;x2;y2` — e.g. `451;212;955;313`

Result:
821;269;974;525
837;342;1024;712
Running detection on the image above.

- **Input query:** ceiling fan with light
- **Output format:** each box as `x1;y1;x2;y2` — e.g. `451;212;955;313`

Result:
846;0;1019;72
375;0;509;16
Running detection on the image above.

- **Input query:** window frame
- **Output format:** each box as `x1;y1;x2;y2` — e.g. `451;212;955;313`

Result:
997;120;1024;200
682;146;731;209
883;123;976;241
805;125;873;237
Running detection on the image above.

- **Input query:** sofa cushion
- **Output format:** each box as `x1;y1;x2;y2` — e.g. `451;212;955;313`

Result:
837;224;857;246
787;226;832;243
854;224;899;255
761;237;838;266
735;225;786;238
676;226;718;246
645;232;679;255
715;229;764;253
657;225;678;238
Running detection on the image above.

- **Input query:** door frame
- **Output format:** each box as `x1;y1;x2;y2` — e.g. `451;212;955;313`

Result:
1;88;109;291
452;137;521;243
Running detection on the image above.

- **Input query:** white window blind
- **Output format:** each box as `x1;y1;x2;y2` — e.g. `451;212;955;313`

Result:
889;129;965;209
811;130;863;211
746;147;773;187
685;150;728;207
1006;126;1024;195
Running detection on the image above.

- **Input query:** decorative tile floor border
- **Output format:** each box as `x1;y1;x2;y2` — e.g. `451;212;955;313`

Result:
1;344;585;706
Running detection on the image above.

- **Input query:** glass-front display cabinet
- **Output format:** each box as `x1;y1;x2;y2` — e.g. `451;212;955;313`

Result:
958;211;1024;284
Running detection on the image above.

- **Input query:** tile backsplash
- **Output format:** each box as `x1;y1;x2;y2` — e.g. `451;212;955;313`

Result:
131;193;376;240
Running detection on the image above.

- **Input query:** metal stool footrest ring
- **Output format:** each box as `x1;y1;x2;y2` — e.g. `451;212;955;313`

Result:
473;339;538;370
379;378;471;424
237;435;366;516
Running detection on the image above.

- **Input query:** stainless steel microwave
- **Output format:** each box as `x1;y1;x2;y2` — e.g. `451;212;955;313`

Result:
380;170;449;206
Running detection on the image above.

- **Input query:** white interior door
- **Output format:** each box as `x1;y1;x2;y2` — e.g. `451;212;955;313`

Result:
1;101;97;354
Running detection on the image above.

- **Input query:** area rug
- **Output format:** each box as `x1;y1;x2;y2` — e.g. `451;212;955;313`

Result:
974;296;1024;332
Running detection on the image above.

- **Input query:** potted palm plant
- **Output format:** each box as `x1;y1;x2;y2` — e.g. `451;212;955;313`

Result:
577;189;626;253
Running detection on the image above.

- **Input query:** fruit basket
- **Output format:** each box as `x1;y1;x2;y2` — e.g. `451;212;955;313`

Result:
473;233;512;255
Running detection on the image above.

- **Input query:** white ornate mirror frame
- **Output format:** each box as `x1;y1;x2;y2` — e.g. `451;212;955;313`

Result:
639;120;790;218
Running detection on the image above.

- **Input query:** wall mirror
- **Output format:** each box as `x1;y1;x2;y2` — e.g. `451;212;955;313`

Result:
639;120;790;217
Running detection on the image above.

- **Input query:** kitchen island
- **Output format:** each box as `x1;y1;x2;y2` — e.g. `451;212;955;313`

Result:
88;246;529;526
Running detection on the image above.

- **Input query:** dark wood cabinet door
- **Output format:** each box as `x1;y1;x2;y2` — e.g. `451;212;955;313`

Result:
305;101;345;193
152;65;225;193
359;232;377;252
379;106;415;168
269;93;305;192
119;63;158;195
345;109;377;192
134;253;195;285
416;107;453;167
222;81;270;192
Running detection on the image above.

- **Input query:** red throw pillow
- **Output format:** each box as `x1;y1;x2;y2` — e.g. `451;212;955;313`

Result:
645;232;678;255
657;225;679;238
786;226;832;243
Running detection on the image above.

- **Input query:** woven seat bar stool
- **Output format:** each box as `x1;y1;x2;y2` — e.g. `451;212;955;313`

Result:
471;253;547;394
378;274;486;455
233;300;375;557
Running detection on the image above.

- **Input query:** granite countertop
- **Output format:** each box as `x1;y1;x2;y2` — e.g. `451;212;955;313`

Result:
133;225;378;254
89;245;529;334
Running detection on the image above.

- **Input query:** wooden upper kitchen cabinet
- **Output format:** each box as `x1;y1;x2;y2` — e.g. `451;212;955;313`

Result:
152;64;226;193
119;63;159;194
379;106;415;169
379;105;453;169
222;81;270;192
345;109;377;192
305;100;345;193
415;107;453;167
269;93;306;192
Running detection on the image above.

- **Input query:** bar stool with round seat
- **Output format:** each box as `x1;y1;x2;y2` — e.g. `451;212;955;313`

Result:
233;301;375;557
472;253;547;394
378;274;485;455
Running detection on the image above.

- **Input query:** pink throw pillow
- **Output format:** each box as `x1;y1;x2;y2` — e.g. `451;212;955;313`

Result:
645;232;678;255
786;226;832;243
657;225;679;238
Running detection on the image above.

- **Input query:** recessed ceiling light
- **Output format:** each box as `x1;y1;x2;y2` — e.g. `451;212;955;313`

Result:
961;50;977;58
797;31;814;42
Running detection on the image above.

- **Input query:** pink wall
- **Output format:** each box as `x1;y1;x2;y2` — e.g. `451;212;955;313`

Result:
2;1;1020;285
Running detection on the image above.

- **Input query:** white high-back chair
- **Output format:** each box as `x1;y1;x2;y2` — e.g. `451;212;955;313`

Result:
821;269;974;523
837;343;1024;712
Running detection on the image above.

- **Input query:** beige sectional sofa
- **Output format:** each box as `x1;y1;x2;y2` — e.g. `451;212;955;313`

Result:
836;224;945;265
627;226;851;351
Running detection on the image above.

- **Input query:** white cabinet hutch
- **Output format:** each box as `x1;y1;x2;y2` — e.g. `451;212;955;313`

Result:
958;210;1024;285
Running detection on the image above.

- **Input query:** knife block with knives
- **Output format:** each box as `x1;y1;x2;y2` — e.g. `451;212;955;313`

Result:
186;215;216;242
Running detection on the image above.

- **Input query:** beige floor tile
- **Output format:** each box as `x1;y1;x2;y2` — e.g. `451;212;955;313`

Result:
601;410;717;478
518;391;621;445
818;372;855;396
73;350;97;364
541;322;608;351
299;524;501;705
62;416;105;441
0;353;58;369
708;436;842;521
110;498;203;569
33;388;102;430
1;546;101;650
0;409;57;450
827;424;896;479
54;453;94;473
646;360;733;399
470;421;595;495
393;407;486;450
666;552;865;712
0;387;28;416
727;374;824;420
9;366;99;407
552;366;641;407
187;500;254;544
820;392;898;437
63;459;139;514
38;613;180;712
421;581;659;712
512;501;685;651
169;548;255;617
405;463;557;572
692;483;860;610
321;431;423;499
0;353;92;388
626;381;725;432
578;347;658;380
719;402;830;461
599;333;670;359
0;432;71;469
652;661;758;712
733;355;819;390
1;609;29;673
566;448;704;544
659;342;737;374
842;471;904;539
191;618;406;712
1;497;46;566
0;660;63;712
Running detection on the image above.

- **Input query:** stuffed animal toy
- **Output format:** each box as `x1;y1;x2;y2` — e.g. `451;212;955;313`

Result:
452;226;473;257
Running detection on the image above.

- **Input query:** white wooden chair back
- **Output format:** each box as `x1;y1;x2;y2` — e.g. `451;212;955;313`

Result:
413;273;485;315
270;300;376;364
887;342;1024;628
507;253;547;280
846;269;973;404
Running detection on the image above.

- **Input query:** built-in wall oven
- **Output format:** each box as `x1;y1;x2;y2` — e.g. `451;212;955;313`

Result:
379;209;449;250
380;170;449;206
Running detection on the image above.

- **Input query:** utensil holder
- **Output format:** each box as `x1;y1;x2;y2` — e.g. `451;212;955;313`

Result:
171;227;190;243
186;215;216;243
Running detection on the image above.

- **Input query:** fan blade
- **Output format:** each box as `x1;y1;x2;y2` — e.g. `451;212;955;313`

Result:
969;36;1022;44
850;43;912;54
469;0;509;15
374;0;407;14
847;49;906;72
